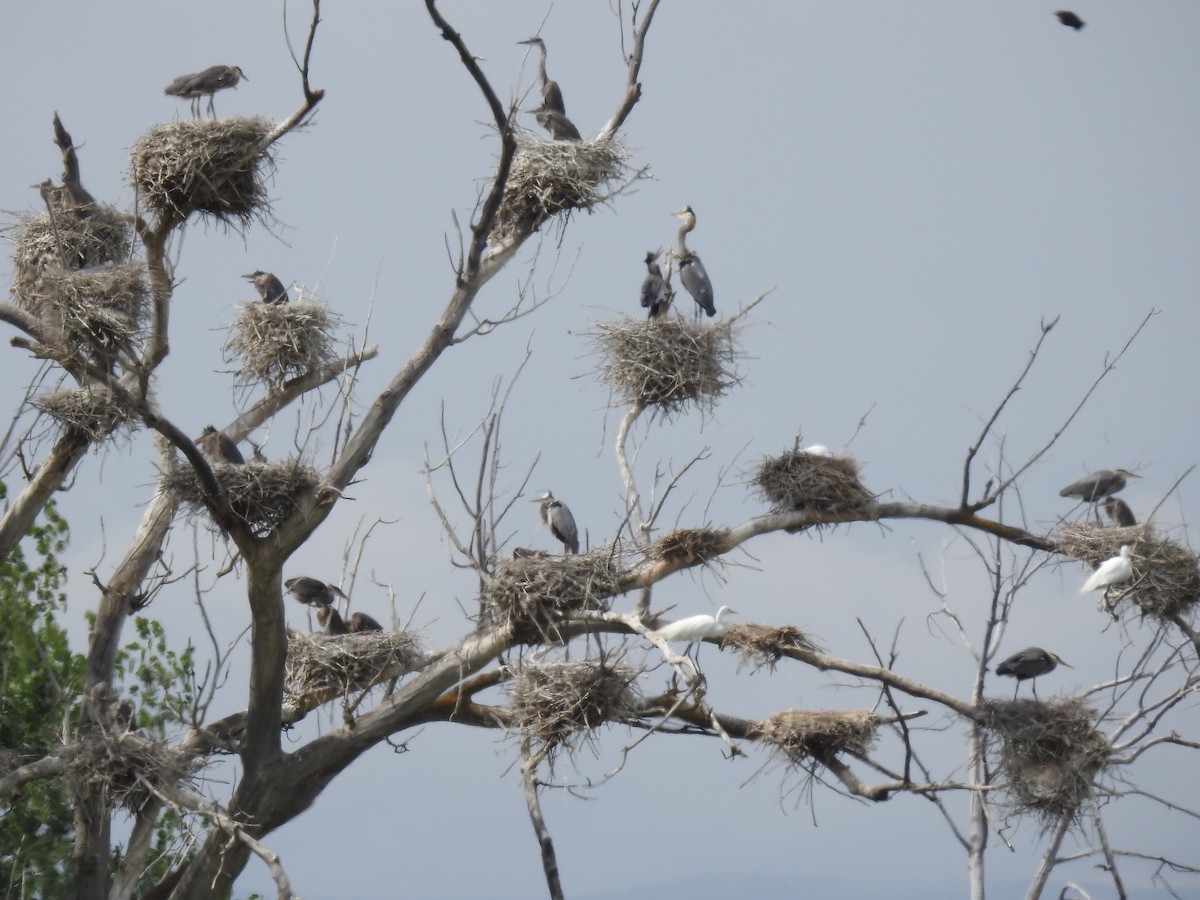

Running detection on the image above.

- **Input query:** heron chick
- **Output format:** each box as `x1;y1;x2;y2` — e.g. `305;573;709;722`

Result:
196;425;244;465
244;270;289;305
640;251;670;319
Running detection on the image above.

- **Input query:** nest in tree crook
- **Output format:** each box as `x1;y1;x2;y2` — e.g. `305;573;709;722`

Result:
488;136;630;246
982;697;1110;821
282;629;426;721
754;709;879;766
129;118;274;224
593;319;739;416
162;458;320;536
30;262;150;363
225;299;340;387
721;624;822;672
754;448;875;519
34;386;138;443
59;732;200;814
1056;523;1200;620
645;528;730;568
9;205;134;303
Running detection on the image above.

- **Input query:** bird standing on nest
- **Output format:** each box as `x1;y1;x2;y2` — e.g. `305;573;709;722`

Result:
196;425;244;465
1080;545;1134;595
518;37;566;115
529;105;582;141
996;647;1071;699
244;271;289;305
285;576;348;608
316;606;383;635
531;491;579;554
164;65;247;118
1060;468;1138;503
1103;496;1137;528
640;251;670;319
670;207;716;318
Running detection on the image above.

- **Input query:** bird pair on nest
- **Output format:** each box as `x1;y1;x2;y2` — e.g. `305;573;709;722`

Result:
285;576;382;635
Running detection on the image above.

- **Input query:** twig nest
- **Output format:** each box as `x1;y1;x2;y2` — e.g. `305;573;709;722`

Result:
129;117;274;224
59;733;200;814
282;629;426;720
29;262;149;363
163;458;320;536
34;385;138;443
506;659;642;760
594;319;738;415
226;299;340;387
983;698;1109;820
1056;523;1200;620
489;136;630;246
721;624;821;672
10;205;134;303
481;547;625;641
645;528;731;567
755;709;879;765
754;447;875;518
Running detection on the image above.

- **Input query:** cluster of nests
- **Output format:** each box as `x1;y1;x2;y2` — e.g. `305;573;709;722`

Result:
225;298;340;387
753;445;876;522
1056;522;1200;620
753;709;879;769
982;697;1109;820
162;457;320;536
593;318;738;416
489;136;630;246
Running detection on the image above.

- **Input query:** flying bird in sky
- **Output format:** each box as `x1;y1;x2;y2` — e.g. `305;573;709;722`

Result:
1055;11;1085;30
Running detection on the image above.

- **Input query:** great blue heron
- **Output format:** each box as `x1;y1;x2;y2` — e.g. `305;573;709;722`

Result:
285;576;348;608
517;37;566;115
196;425;245;465
996;646;1071;699
1104;496;1137;528
529;105;582;141
1080;545;1134;594
164;65;247;118
670;207;716;317
640;251;670;319
1059;468;1138;503
1055;10;1085;30
346;611;383;633
244;270;289;305
531;491;579;554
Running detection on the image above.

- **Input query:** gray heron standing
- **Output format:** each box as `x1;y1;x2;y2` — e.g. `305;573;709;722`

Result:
244;270;289;305
517;37;566;115
1060;468;1138;503
164;65;247;118
996;647;1071;699
529;105;582;141
640;251;670;319
531;491;579;554
285;576;348;608
196;425;245;465
670;207;716;317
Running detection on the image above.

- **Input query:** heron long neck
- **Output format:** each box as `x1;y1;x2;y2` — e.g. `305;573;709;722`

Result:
677;219;695;255
536;49;550;89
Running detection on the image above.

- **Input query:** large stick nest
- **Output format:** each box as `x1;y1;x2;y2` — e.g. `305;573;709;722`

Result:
489;136;630;245
28;262;149;363
721;623;821;672
482;546;626;642
60;732;200;814
506;659;642;761
754;709;879;765
754;448;876;518
163;458;320;536
593;319;738;416
282;629;426;718
10;205;134;303
225;299;341;387
34;385;138;443
982;697;1110;820
130;118;275;224
644;527;731;567
1056;523;1200;620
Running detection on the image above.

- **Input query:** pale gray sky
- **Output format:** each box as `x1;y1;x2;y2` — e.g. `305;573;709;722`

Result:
3;2;1199;898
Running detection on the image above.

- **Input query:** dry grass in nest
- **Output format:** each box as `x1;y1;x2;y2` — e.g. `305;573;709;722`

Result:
507;659;641;760
722;624;821;672
226;299;340;387
163;458;319;536
282;629;425;717
593;319;738;415
30;262;149;361
60;733;200;814
645;528;730;567
130;118;274;224
481;547;626;641
34;385;138;442
489;136;629;245
10;205;133;302
754;449;875;518
755;709;879;765
1056;523;1200;620
983;697;1110;820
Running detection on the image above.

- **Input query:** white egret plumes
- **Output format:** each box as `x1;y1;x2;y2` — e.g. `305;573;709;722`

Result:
801;444;833;458
1080;545;1134;594
650;605;736;644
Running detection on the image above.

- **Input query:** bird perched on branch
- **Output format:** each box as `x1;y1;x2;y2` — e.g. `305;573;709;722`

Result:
1103;496;1137;528
196;425;244;465
244;270;289;305
517;37;566;115
1055;10;1085;30
1060;468;1138;503
996;646;1070;699
1080;545;1134;595
164;65;247;118
670;207;715;318
530;105;582;141
640;251;670;319
285;576;348;608
648;606;736;669
531;491;579;554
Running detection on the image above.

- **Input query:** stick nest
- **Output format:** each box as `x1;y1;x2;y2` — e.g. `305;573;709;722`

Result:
721;624;821;672
163;458;320;536
226;299;340;387
34;385;138;442
28;262;150;364
754;709;879;765
982;697;1110;820
489;136;630;245
60;733;200;814
10;205;134;303
506;659;642;760
1056;523;1200;620
282;629;426;717
754;448;875;518
481;547;626;641
645;528;730;567
593;319;738;415
130;118;275;224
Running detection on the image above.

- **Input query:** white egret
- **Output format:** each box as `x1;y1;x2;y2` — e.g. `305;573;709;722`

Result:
801;444;833;457
649;606;737;654
996;647;1071;699
1080;545;1134;594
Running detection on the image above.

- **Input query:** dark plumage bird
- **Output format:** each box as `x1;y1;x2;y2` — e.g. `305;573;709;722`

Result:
164;65;247;118
316;606;383;635
244;270;289;305
670;207;715;317
640;251;670;319
196;425;244;465
518;37;566;115
530;105;582;141
996;646;1071;698
1104;496;1137;528
1055;10;1085;30
285;576;348;608
346;611;383;633
532;491;579;554
1059;468;1138;503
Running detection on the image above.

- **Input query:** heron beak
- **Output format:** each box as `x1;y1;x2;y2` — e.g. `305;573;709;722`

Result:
1056;656;1073;669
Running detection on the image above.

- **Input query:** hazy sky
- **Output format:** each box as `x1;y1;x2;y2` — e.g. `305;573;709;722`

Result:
3;2;1199;898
